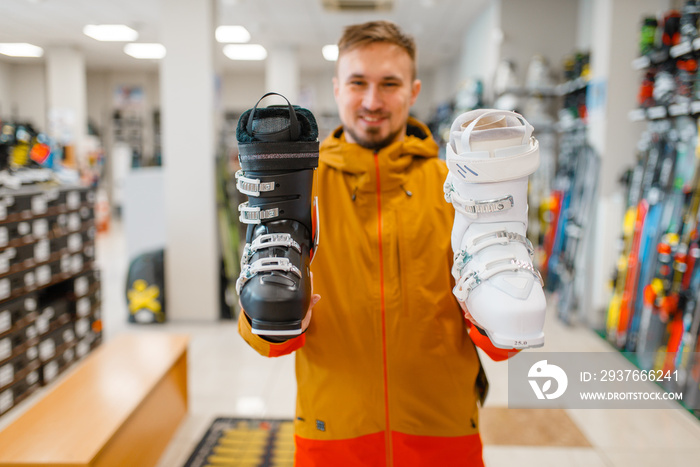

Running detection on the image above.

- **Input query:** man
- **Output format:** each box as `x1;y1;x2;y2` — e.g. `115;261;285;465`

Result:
239;20;516;466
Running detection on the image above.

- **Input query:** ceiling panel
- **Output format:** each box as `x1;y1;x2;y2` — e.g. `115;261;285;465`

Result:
0;0;490;73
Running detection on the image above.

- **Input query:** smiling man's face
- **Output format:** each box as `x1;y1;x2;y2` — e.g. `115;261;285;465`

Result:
333;41;421;150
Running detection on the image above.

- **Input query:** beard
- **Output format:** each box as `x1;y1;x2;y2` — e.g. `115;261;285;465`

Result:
344;123;403;151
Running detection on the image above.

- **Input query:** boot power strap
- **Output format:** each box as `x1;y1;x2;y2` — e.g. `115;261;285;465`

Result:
454;230;534;272
235;169;314;198
238;142;319;171
236;257;302;295
453;257;544;300
445;137;539;183
238;141;320;158
241;233;302;266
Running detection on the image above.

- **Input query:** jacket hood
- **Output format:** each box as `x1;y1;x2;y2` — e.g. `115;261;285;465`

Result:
319;117;439;194
320;117;438;173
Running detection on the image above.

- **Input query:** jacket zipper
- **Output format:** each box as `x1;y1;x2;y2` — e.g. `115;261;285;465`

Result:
374;151;392;467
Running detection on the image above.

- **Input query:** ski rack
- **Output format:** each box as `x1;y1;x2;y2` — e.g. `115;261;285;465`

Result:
606;26;700;418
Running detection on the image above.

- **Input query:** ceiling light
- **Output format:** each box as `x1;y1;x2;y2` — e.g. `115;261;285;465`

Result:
215;25;251;43
124;43;166;59
223;44;267;61
0;43;44;57
83;24;138;42
322;44;338;61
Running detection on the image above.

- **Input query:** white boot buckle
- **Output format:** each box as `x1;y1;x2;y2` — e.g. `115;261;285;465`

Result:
462;195;514;215
235;170;276;197
241;233;302;266
455;230;534;273
236;257;302;295
445;184;514;217
238;201;279;224
454;256;544;301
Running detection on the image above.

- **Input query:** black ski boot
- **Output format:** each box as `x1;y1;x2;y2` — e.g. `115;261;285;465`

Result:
235;93;319;337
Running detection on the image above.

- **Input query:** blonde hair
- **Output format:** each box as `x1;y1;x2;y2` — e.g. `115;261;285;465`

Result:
337;20;417;79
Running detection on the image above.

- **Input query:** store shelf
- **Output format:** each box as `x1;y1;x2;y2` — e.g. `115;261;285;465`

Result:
632;49;670;70
632;38;700;71
628;101;700;122
501;86;560;97
555;117;587;133
556;77;589;95
0;184;102;418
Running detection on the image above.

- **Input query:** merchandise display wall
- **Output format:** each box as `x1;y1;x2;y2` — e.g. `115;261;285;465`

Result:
0;184;102;417
600;2;700;418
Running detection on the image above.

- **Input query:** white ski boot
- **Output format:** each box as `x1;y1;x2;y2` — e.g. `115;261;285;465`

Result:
443;109;546;349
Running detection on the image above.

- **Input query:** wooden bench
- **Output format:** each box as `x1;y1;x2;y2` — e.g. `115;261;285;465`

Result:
0;332;189;467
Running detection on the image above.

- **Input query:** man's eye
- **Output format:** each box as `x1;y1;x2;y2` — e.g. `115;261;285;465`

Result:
383;82;399;87
349;80;365;86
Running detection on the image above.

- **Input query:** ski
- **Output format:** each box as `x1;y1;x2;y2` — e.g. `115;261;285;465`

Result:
616;200;649;347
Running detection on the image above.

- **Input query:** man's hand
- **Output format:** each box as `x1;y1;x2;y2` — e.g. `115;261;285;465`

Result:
303;294;321;332
458;300;481;329
302;271;321;332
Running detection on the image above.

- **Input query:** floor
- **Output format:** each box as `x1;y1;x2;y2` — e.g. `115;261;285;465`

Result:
4;219;700;466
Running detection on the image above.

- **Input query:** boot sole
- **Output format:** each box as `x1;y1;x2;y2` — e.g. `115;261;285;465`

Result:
485;328;545;350
251;318;303;337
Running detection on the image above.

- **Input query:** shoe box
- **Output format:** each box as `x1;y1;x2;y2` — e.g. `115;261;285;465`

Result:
0;294;40;416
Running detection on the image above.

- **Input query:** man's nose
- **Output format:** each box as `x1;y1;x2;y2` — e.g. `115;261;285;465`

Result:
362;84;382;111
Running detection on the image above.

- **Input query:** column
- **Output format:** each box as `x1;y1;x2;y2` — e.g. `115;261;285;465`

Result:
160;0;219;321
45;46;87;169
265;45;300;103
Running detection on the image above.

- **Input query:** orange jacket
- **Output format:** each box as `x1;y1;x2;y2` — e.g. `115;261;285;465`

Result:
239;118;515;466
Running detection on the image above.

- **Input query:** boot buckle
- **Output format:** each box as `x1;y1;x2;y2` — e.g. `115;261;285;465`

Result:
236;257;302;294
241;233;302;266
455;230;534;275
254;233;301;253
235;170;276;197
454;256;543;300
238;202;279;224
445;185;514;218
466;230;534;257
462;195;514;215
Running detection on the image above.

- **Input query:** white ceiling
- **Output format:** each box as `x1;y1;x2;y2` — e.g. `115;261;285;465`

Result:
0;0;489;74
